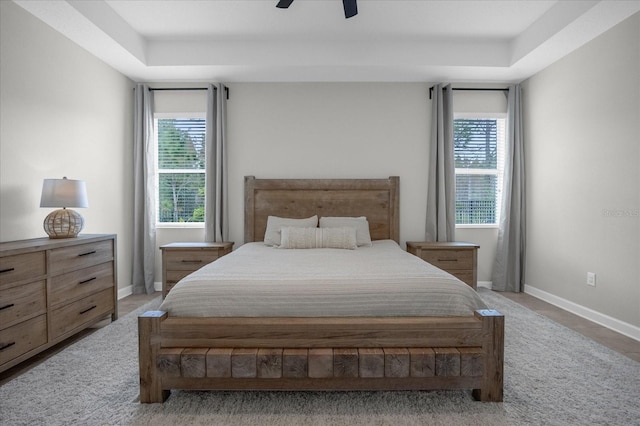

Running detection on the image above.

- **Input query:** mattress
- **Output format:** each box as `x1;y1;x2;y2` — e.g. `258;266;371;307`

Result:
159;240;487;317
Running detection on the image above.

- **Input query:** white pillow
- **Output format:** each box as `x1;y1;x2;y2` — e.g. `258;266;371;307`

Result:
319;216;372;246
279;227;357;249
263;215;318;246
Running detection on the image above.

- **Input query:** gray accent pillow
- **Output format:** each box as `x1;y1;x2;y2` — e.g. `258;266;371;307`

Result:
319;216;372;246
264;215;318;246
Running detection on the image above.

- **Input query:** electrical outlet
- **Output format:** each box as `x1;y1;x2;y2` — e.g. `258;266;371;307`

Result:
587;272;596;287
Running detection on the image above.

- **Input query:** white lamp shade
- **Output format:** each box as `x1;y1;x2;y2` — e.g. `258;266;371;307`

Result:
40;178;88;208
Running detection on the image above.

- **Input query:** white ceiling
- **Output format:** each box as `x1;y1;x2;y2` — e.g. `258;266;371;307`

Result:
13;0;640;83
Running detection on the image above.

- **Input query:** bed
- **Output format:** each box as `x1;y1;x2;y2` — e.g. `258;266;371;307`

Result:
138;176;504;403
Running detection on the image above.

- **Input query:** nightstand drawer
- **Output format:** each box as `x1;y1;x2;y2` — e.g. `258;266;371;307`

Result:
49;240;114;275
0;252;46;287
165;250;222;271
163;271;191;293
448;271;474;285
0;314;47;366
419;250;474;270
166;271;193;286
406;241;479;289
50;288;114;340
161;242;233;298
0;280;46;330
50;262;115;308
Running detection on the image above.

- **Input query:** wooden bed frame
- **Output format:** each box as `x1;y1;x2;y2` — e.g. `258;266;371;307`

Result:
139;176;504;403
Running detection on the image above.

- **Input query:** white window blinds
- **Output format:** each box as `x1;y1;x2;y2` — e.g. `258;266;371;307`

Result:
155;117;206;223
454;117;506;225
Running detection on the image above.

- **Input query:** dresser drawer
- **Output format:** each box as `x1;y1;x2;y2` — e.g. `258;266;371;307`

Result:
165;250;222;271
419;249;474;271
0;280;46;330
0;314;47;366
49;240;114;275
49;262;114;308
50;288;114;340
0;252;46;287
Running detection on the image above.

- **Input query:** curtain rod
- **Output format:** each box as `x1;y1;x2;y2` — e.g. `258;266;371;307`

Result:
148;86;229;100
429;86;508;100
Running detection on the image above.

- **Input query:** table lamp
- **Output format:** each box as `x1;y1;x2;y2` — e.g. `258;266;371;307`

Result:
40;177;88;238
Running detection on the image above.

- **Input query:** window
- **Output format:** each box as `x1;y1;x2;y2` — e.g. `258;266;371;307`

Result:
155;115;206;225
454;115;506;226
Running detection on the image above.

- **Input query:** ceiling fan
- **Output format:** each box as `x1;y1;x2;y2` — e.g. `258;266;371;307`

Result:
276;0;358;19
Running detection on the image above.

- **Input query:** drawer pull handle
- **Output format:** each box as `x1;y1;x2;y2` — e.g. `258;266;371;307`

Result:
0;342;16;351
80;305;97;315
79;277;97;285
78;250;97;257
437;258;458;262
0;267;16;274
0;303;15;311
181;260;203;263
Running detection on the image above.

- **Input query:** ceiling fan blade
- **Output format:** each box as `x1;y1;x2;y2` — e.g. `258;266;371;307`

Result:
343;0;358;18
276;0;294;9
277;0;356;19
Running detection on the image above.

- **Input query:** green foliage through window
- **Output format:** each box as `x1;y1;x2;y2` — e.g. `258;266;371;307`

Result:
156;118;206;223
454;119;497;169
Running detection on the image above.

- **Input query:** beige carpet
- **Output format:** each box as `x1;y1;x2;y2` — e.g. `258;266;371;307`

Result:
1;289;638;425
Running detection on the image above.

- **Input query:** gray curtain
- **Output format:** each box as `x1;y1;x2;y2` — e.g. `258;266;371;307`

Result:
493;84;526;292
132;84;156;294
204;84;229;242
426;84;456;242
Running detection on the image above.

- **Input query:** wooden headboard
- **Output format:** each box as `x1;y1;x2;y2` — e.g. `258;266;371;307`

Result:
244;176;399;244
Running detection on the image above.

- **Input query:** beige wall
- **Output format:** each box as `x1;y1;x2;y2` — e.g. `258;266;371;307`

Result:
225;83;430;245
0;1;135;294
153;83;433;280
523;13;640;329
152;84;504;283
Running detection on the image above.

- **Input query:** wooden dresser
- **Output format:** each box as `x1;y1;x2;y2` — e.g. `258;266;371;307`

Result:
160;242;233;298
406;241;479;289
0;234;117;373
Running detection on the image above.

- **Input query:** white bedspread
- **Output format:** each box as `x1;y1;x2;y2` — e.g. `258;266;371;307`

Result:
159;240;487;317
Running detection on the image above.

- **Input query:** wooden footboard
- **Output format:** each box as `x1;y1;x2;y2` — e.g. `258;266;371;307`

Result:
139;310;503;403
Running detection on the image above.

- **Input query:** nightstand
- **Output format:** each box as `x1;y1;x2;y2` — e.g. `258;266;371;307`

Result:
406;241;479;289
160;242;233;298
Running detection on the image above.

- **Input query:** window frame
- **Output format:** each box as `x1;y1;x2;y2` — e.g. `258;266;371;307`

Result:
154;112;206;229
453;112;506;229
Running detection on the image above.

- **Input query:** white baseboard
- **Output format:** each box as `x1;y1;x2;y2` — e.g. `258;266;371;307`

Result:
477;281;493;289
117;286;133;300
524;284;640;342
117;282;162;300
